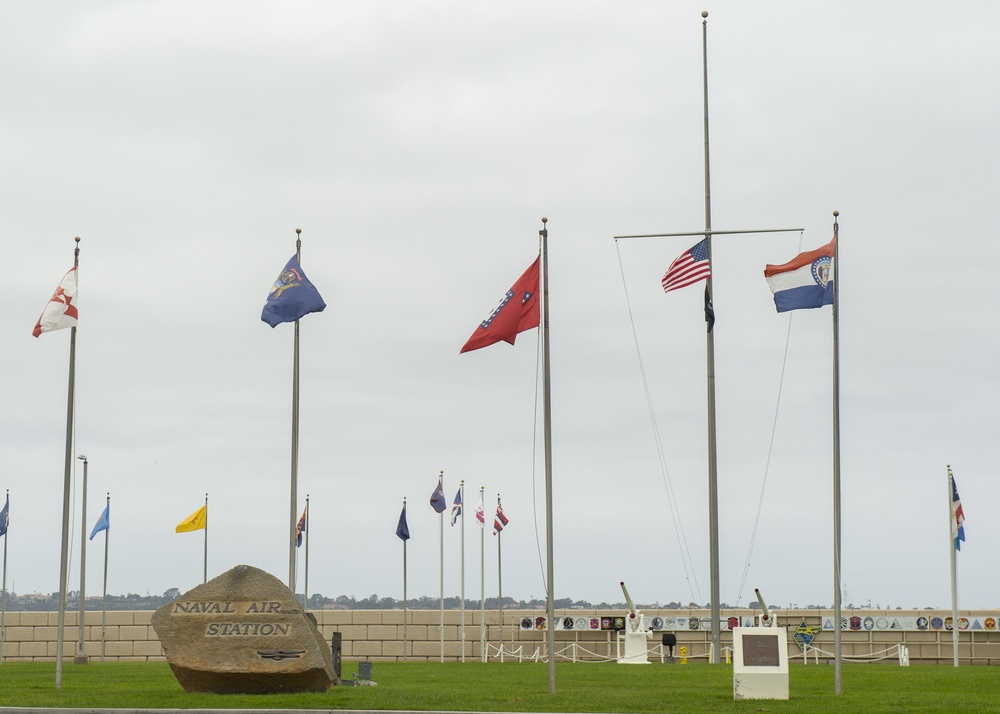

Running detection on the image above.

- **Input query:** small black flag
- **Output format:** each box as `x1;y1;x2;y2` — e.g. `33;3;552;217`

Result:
704;285;715;333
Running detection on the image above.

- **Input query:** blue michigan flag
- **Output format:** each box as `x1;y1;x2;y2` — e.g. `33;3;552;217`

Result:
396;506;410;541
261;254;327;327
89;504;109;540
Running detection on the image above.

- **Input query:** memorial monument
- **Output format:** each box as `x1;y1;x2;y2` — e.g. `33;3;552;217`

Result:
732;588;789;700
152;564;335;694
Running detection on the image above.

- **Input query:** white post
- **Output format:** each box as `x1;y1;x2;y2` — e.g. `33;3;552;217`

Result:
75;455;88;664
439;471;444;663
948;465;959;667
459;481;465;662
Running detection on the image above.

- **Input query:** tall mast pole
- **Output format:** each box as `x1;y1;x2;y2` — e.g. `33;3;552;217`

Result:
303;495;310;610
701;10;722;664
100;492;109;663
459;480;465;662
540;217;556;691
948;465;959;668
439;470;444;663
289;229;302;592
75;455;88;664
479;486;485;662
496;492;503;661
202;493;208;583
55;236;81;688
1;489;8;666
402;498;408;661
832;211;843;693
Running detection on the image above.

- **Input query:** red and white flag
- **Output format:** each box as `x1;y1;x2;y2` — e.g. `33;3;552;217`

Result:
475;494;485;528
493;501;509;535
33;267;78;337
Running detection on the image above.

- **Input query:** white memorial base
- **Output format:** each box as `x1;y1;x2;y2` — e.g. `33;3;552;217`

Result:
732;626;789;700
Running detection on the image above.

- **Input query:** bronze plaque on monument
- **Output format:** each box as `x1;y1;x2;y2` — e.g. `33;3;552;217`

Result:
741;633;781;667
152;564;334;694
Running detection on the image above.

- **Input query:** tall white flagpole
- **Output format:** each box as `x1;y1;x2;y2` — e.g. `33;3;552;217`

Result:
496;493;503;662
100;493;109;663
613;14;802;671
288;229;303;592
832;212;843;694
948;464;959;667
1;490;8;666
539;218;556;691
479;486;485;662
55;236;81;689
699;12;723;664
402;499;408;661
438;470;444;663
75;455;88;664
202;493;208;584
459;481;465;662
303;495;310;610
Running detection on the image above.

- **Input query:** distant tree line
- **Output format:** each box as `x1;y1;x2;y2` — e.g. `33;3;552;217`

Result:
1;589;883;612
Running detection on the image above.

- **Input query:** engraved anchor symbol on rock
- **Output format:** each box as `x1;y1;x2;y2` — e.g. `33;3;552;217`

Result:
257;650;306;661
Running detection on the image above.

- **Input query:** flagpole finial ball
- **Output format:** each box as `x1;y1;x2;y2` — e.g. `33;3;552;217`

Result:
296;228;302;235
833;210;839;217
702;10;708;18
75;236;81;243
541;216;548;223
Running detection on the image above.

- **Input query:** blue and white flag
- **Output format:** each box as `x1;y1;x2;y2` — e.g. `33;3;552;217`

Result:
450;487;463;526
430;475;446;514
396;506;410;541
89;504;109;540
952;475;966;551
261;254;326;327
0;495;8;537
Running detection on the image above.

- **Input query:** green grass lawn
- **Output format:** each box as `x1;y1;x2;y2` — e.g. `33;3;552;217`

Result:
0;660;997;712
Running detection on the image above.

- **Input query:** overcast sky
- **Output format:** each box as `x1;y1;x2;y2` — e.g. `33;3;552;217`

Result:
2;2;998;613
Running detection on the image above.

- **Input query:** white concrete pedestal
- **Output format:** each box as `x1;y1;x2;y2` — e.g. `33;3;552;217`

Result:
732;627;789;700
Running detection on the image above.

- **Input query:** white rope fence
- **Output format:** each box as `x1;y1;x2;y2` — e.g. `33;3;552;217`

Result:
484;640;910;666
483;641;716;663
801;643;909;666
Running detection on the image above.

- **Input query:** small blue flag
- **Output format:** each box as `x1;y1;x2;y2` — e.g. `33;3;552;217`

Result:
261;254;326;327
450;487;463;526
89;504;109;540
396;506;410;541
0;495;8;537
430;476;446;514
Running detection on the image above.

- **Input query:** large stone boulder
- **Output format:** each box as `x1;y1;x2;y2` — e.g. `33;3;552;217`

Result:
152;565;334;694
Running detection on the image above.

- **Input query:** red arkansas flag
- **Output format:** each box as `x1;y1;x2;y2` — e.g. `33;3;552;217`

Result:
460;256;540;353
33;267;79;337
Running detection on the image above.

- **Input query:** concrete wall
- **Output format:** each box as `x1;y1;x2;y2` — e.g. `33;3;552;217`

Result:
2;608;998;665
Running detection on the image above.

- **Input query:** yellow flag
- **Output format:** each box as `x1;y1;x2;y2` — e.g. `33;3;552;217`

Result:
176;504;207;533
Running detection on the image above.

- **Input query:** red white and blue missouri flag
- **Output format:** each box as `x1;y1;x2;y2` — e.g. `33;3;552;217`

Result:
461;256;539;353
764;238;835;312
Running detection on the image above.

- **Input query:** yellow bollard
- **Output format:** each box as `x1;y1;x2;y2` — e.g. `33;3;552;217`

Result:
680;646;687;665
